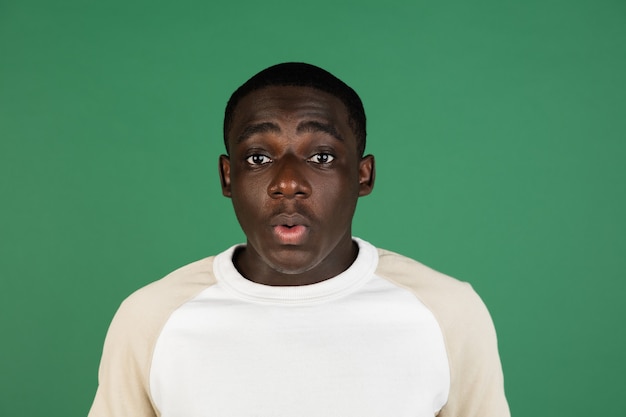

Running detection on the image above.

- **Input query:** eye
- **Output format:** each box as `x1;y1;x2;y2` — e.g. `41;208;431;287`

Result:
246;154;272;165
307;153;335;164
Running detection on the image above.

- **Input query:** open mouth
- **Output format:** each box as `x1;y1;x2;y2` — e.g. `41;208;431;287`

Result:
273;224;308;244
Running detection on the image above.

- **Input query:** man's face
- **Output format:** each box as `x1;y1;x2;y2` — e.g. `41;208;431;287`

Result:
220;86;374;285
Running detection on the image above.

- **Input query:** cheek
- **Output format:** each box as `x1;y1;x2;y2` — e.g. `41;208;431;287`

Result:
317;179;359;218
231;173;266;201
230;180;268;224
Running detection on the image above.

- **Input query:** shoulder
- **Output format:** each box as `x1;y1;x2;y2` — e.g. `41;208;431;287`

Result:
114;256;218;327
375;247;509;417
103;256;218;355
375;248;478;309
375;247;493;341
90;256;220;417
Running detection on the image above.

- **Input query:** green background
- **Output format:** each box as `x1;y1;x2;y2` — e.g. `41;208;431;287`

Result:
1;0;625;415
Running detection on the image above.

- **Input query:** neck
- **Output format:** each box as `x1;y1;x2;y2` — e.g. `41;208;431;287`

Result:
233;238;359;286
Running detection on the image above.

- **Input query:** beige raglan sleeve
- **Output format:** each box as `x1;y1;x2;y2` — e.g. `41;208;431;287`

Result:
88;257;217;417
377;249;510;417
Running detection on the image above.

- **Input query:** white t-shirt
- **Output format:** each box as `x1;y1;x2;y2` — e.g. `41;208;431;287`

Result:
89;238;509;417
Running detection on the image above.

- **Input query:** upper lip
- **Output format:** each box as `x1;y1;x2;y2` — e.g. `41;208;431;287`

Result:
270;213;310;227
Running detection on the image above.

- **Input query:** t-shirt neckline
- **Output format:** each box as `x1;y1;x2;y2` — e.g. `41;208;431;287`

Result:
213;237;378;305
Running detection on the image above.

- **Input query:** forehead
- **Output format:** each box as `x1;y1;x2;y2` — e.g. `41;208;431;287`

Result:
229;86;351;134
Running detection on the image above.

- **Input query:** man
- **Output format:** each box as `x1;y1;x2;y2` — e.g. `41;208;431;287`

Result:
89;62;509;417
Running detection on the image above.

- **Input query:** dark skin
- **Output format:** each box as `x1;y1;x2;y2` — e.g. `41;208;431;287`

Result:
219;86;375;286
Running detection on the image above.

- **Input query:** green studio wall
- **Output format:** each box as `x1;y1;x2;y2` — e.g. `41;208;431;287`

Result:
1;0;625;416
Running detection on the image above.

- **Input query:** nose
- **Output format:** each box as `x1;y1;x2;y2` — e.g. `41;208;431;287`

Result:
267;154;312;199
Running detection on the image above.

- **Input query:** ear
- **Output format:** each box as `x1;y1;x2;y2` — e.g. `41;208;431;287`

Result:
358;154;375;196
219;154;232;197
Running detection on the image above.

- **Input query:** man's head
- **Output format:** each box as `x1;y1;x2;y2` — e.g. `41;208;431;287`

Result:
219;63;374;286
224;62;367;157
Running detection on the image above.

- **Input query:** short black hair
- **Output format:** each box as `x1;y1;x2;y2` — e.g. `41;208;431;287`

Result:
223;62;366;156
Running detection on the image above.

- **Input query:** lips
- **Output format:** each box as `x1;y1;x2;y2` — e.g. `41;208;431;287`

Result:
272;224;308;245
270;213;310;245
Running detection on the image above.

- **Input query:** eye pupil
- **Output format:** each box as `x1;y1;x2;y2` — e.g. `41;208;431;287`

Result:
309;153;334;164
246;154;271;165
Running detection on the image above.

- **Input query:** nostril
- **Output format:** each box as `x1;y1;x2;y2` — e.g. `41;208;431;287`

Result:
268;178;310;199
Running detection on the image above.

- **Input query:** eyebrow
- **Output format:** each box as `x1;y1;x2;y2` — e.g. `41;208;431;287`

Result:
236;122;281;144
296;121;344;142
